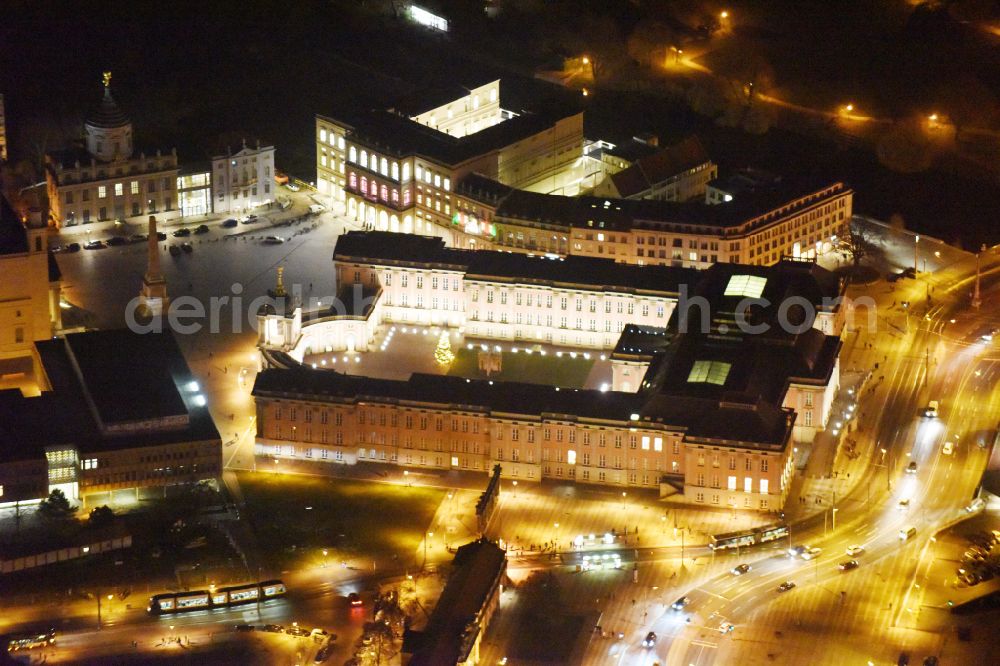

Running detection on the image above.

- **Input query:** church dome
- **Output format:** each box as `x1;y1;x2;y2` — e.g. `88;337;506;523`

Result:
85;85;130;129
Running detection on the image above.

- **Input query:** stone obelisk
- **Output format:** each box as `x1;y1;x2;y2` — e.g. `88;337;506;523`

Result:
139;215;168;316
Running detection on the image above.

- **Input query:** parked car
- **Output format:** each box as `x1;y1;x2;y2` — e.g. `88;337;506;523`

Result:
84;240;106;250
234;624;254;632
222;218;238;228
777;581;796;592
194;224;210;234
172;227;191;237
106;236;128;246
274;171;289;185
286;626;311;637
731;563;752;576
285;182;301;192
262;624;284;633
898;497;911;509
181;242;193;254
169;245;181;257
65;242;81;253
717;621;735;634
241;214;259;224
309;203;325;214
156;232;167;240
130;233;148;243
262;235;285;244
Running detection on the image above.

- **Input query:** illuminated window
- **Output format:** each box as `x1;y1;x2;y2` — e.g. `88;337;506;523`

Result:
349;146;357;163
653;437;662;452
98;186;107;198
402;163;411;181
415;164;423;181
360;150;368;169
727;475;736;491
567;449;577;465
443;177;450;191
434;174;441;188
641;436;650;450
744;477;752;493
320;128;328;143
130;180;139;194
724;274;767;298
82;458;99;470
760;479;769;494
687;360;732;385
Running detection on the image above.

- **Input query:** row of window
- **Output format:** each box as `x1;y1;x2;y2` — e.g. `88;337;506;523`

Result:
694;492;770;509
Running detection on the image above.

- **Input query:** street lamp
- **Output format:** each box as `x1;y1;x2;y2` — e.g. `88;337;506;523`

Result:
720;10;729;19
621;491;627;509
914;235;920;274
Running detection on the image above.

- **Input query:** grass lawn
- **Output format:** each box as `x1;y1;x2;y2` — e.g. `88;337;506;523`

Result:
236;472;445;566
447;348;594;387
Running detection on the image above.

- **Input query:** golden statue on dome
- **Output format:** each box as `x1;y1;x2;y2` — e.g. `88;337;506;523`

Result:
102;71;112;88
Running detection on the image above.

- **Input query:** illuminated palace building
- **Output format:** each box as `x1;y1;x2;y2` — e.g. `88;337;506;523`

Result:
253;234;845;512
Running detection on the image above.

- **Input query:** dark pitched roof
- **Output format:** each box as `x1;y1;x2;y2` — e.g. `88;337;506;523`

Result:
458;174;849;233
405;538;506;665
85;86;130;129
605;139;659;163
333;231;698;294
0;193;27;255
610;136;712;198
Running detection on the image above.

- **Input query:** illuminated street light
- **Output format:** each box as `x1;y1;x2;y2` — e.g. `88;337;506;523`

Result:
581;56;590;65
844;103;854;113
720;10;729;19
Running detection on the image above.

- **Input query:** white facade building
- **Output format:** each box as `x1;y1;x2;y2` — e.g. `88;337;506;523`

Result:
211;141;275;214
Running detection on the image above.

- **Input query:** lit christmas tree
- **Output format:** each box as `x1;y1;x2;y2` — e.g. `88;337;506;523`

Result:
434;333;455;366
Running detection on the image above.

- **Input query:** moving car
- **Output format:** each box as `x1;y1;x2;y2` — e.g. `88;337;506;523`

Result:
65;242;81;252
846;545;865;557
898;497;911;509
274;171;289;185
234;624;254;632
262;624;284;633
899;526;917;541
906;461;918;474
194;224;210;234
84;240;106;249
717;621;735;634
838;559;860;571
777;581;796;592
262;236;285;244
309;203;325;214
222;218;238;228
347;592;363;606
801;547;822;560
287;626;311;637
671;596;691;611
923;401;939;418
731;563;752;576
285;182;301;192
642;631;657;648
942;440;954;455
241;214;258;224
172;227;191;237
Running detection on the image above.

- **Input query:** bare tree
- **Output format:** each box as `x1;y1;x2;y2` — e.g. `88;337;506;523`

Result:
837;220;882;267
